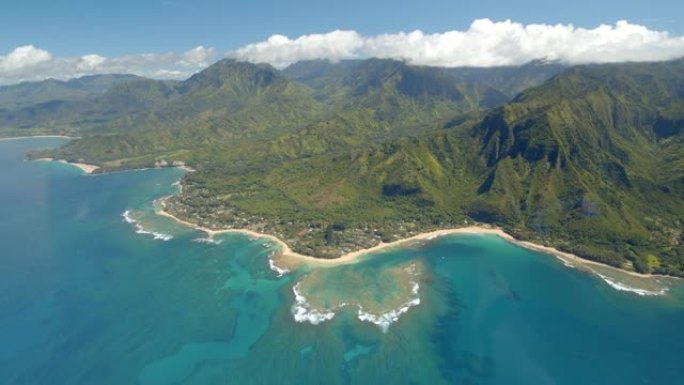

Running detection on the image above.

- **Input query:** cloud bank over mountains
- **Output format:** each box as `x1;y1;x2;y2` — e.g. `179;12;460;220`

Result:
3;19;684;85
0;45;217;85
233;19;684;67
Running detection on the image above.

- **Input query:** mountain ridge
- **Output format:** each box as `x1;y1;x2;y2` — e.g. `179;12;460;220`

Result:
10;58;683;275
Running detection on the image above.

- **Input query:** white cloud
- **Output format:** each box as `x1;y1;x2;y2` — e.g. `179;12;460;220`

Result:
0;45;51;72
0;45;217;85
2;19;683;85
231;19;684;68
152;69;188;79
179;45;216;67
76;54;106;71
233;30;364;66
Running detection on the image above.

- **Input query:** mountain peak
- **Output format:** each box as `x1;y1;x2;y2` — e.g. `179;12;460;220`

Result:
180;59;283;93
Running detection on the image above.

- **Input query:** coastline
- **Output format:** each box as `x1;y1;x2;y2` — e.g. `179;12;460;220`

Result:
0;136;98;174
154;202;670;280
155;199;518;268
0;135;78;141
34;157;99;174
14;135;659;281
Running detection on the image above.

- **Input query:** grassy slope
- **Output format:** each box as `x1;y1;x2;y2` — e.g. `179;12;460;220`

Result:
0;74;148;136
174;60;684;274
24;59;684;275
467;62;684;273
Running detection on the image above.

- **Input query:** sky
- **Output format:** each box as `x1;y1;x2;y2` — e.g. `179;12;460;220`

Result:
1;0;684;84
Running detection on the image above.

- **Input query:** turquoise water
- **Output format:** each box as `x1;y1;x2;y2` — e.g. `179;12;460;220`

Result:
1;138;684;385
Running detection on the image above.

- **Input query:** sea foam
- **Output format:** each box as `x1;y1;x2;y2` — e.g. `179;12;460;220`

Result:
193;237;223;245
290;280;421;331
596;273;668;296
356;281;421;332
268;253;289;277
291;283;336;325
122;210;173;242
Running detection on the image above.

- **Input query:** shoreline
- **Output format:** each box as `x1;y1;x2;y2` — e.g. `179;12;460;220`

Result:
34;157;100;174
154;202;673;280
0;136;98;174
17;135;670;283
0;135;78;141
0;135;98;174
33;159;195;177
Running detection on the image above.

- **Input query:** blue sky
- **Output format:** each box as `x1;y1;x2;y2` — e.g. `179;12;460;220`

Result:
3;0;682;56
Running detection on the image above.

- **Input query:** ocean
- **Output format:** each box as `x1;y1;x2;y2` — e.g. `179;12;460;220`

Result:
1;137;683;385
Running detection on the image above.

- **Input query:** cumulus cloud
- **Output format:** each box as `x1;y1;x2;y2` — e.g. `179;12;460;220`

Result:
178;45;216;67
233;30;364;66
232;19;684;68
2;19;684;85
0;45;52;72
0;45;217;85
76;54;106;71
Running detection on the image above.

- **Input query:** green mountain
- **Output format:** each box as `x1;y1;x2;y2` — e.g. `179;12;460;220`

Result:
244;59;683;272
42;59;508;166
444;59;568;98
467;61;684;272
0;74;141;108
283;58;565;103
17;58;684;276
270;59;506;159
0;74;155;136
46;60;325;167
0;59;557;141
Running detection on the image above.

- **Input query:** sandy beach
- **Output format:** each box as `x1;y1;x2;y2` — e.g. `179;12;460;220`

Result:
154;201;672;281
19;133;634;276
0;136;97;174
0;135;77;141
34;158;99;174
155;199;511;267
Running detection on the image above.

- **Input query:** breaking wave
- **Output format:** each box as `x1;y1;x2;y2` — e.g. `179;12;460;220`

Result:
122;210;173;242
193;237;223;245
291;282;336;325
596;273;668;296
356;281;421;332
290;280;421;331
268;253;289;277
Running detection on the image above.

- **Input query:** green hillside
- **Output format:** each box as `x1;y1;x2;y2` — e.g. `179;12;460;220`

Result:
468;61;684;273
19;58;684;275
0;74;141;108
42;59;506;167
0;74;146;136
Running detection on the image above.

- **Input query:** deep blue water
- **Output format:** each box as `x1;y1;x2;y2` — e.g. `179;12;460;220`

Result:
1;137;683;385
